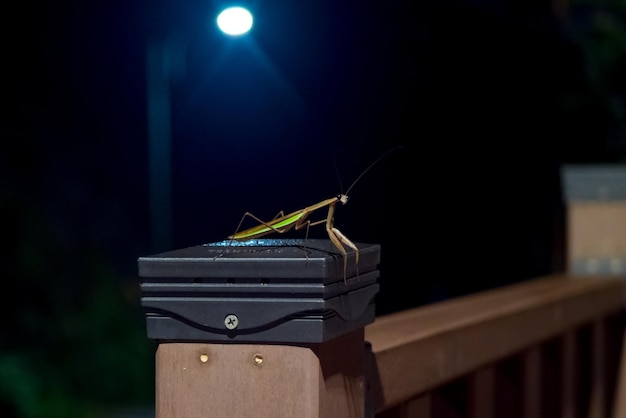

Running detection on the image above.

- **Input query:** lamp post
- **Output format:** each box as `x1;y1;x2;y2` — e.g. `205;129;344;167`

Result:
146;6;253;253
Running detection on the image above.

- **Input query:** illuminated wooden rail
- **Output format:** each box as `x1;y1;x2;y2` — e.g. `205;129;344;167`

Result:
366;273;626;418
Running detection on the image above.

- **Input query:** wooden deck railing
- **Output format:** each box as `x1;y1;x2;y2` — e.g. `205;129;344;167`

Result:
366;273;626;418
153;273;625;418
151;160;626;418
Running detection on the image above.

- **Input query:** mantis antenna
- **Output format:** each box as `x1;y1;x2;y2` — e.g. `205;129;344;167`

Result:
343;145;404;196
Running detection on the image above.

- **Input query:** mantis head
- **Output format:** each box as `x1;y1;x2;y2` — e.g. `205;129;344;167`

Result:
338;194;349;205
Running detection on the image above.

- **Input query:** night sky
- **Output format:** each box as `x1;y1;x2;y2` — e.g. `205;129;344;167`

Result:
4;0;620;318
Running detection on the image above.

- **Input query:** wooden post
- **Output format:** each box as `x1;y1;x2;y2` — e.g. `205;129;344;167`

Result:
562;164;626;417
139;240;380;418
155;330;365;418
562;164;626;276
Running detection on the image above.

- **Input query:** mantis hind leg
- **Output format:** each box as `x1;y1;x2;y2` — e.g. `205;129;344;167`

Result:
229;211;293;243
272;211;286;220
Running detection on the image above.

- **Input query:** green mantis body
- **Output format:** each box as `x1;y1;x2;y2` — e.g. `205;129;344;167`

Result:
228;194;359;279
227;146;402;281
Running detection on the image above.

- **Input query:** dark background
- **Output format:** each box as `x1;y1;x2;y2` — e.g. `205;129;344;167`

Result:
3;0;626;416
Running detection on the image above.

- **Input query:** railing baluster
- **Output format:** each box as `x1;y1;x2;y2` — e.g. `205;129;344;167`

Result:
400;394;431;418
612;327;626;418
523;346;541;418
561;330;578;418
469;365;495;418
589;319;607;418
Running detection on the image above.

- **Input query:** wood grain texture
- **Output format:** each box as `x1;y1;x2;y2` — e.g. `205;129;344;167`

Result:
156;330;364;418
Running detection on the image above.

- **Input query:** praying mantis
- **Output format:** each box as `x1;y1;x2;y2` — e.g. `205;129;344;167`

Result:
227;146;402;280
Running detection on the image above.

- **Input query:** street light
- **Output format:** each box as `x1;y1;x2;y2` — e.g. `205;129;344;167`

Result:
217;6;253;36
147;5;254;252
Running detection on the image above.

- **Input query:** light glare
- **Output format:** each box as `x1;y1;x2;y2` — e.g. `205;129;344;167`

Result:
217;7;253;36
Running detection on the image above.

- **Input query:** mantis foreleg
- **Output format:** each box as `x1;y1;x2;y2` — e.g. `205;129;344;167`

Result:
323;204;359;282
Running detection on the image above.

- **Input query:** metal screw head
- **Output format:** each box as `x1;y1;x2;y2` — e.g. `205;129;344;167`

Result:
224;314;239;330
